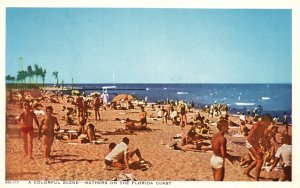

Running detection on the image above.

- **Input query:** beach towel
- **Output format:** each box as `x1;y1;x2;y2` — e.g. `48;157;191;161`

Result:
102;129;136;135
232;134;245;138
34;110;45;116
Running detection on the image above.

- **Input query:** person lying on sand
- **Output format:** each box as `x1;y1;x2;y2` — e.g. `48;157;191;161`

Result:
210;120;238;181
169;140;212;152
125;118;147;131
104;137;145;170
40;106;60;164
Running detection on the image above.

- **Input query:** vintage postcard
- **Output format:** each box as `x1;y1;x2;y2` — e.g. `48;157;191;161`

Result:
1;0;300;188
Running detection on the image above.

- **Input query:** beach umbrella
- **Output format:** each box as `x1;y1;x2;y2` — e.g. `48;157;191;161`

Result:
112;94;133;102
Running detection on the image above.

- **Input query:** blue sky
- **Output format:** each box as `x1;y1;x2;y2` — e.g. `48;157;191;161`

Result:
6;8;291;84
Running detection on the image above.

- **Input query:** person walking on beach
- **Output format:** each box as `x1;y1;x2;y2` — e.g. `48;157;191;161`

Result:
101;91;109;106
243;114;272;181
75;94;84;120
93;94;101;121
40;106;60;164
16;102;40;159
178;101;187;129
210;120;236;181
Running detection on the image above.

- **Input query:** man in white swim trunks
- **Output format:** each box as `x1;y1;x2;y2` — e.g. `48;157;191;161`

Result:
243;114;272;181
210;119;236;181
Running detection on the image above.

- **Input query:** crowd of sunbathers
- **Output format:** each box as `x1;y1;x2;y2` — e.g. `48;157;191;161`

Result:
9;89;292;180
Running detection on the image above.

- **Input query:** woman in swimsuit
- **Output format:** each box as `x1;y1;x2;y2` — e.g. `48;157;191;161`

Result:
16;102;40;159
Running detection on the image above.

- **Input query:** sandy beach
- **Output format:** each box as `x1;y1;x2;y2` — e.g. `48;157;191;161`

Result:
5;92;288;181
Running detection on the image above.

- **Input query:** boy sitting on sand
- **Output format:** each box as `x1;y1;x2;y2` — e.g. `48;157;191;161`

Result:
40;106;60;164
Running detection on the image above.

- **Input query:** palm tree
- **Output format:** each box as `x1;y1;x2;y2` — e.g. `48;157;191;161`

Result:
6;75;15;83
18;57;23;71
17;70;28;86
27;65;34;87
52;71;58;87
41;69;47;87
34;64;40;84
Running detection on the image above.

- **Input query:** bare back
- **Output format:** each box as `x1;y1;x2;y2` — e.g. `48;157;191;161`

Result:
247;122;267;148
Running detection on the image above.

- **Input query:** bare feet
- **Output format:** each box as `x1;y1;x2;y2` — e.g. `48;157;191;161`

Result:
243;170;252;178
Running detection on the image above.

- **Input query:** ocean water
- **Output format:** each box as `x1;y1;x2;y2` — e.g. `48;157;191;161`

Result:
61;83;292;123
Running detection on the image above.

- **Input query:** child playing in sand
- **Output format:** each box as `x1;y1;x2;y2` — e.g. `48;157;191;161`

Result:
40;106;60;164
16;102;40;159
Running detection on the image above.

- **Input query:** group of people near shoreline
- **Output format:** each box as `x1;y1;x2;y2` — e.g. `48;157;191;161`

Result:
211;114;292;181
10;90;292;181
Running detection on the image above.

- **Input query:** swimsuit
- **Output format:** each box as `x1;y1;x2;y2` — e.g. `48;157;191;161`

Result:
41;130;55;137
20;126;34;134
140;118;147;124
210;154;224;169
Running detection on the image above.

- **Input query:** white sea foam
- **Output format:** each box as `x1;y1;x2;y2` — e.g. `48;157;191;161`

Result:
235;102;255;106
261;97;271;100
177;92;189;95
